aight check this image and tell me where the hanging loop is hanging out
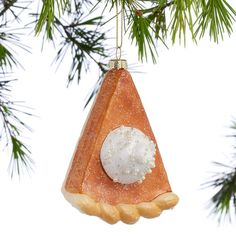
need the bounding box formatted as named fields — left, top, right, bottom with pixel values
left=116, top=0, right=124, bottom=60
left=116, top=46, right=122, bottom=60
left=109, top=0, right=127, bottom=69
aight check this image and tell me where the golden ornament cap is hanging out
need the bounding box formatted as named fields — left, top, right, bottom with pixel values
left=108, top=59, right=127, bottom=69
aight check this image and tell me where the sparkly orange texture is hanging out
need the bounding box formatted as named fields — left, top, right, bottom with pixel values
left=65, top=68, right=171, bottom=205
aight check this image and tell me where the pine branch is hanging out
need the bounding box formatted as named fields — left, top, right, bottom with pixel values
left=0, top=77, right=33, bottom=177
left=203, top=121, right=236, bottom=223
left=0, top=0, right=17, bottom=17
left=33, top=1, right=107, bottom=85
left=34, top=0, right=236, bottom=80
left=35, top=0, right=70, bottom=39
left=0, top=1, right=32, bottom=177
left=0, top=30, right=29, bottom=70
left=0, top=0, right=31, bottom=21
left=129, top=13, right=159, bottom=63
left=195, top=0, right=236, bottom=43
left=53, top=16, right=107, bottom=85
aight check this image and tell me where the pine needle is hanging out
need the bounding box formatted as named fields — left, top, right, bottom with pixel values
left=203, top=122, right=236, bottom=223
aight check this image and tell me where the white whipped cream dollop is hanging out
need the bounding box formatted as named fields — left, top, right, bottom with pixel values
left=100, top=126, right=156, bottom=184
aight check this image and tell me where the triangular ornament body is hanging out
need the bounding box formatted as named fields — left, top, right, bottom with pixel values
left=62, top=68, right=178, bottom=224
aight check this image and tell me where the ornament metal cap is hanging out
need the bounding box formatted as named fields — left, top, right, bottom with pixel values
left=108, top=59, right=127, bottom=69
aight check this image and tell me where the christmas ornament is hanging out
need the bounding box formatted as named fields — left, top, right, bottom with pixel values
left=62, top=2, right=178, bottom=224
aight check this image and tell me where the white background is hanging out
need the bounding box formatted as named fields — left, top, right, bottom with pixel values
left=1, top=2, right=236, bottom=235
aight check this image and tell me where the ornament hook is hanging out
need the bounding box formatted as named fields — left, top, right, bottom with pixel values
left=115, top=0, right=124, bottom=60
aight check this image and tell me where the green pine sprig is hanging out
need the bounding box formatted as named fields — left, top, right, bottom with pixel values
left=53, top=15, right=107, bottom=85
left=0, top=78, right=33, bottom=177
left=129, top=13, right=159, bottom=63
left=203, top=163, right=236, bottom=223
left=195, top=0, right=236, bottom=43
left=203, top=121, right=236, bottom=223
left=0, top=0, right=32, bottom=177
left=33, top=0, right=236, bottom=80
left=35, top=0, right=70, bottom=39
left=0, top=0, right=17, bottom=17
left=0, top=30, right=29, bottom=71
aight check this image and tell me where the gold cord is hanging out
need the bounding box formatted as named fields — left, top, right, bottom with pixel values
left=116, top=1, right=123, bottom=60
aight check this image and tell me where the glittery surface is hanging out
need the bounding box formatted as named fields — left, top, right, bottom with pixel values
left=100, top=126, right=156, bottom=184
left=64, top=69, right=171, bottom=205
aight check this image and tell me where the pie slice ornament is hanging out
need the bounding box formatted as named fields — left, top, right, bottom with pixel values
left=62, top=60, right=178, bottom=224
